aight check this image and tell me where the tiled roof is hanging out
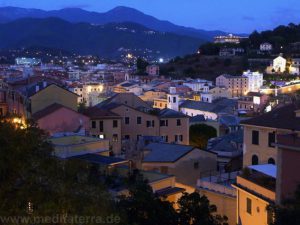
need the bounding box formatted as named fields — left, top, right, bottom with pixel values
left=159, top=108, right=188, bottom=118
left=190, top=115, right=206, bottom=123
left=32, top=103, right=65, bottom=120
left=241, top=103, right=300, bottom=131
left=180, top=98, right=237, bottom=114
left=143, top=143, right=194, bottom=163
left=83, top=107, right=120, bottom=118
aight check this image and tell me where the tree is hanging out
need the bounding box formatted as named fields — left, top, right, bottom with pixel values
left=136, top=58, right=149, bottom=74
left=189, top=124, right=217, bottom=149
left=177, top=192, right=228, bottom=225
left=0, top=120, right=116, bottom=221
left=117, top=170, right=178, bottom=225
left=271, top=185, right=300, bottom=225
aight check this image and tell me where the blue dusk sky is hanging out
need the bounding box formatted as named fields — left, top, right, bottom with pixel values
left=1, top=0, right=300, bottom=33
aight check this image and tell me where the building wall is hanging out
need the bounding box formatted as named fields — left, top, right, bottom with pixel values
left=36, top=107, right=89, bottom=135
left=243, top=125, right=300, bottom=167
left=216, top=75, right=248, bottom=97
left=111, top=105, right=160, bottom=141
left=153, top=99, right=168, bottom=109
left=142, top=149, right=217, bottom=186
left=88, top=118, right=122, bottom=155
left=140, top=91, right=166, bottom=102
left=276, top=135, right=300, bottom=204
left=30, top=85, right=78, bottom=114
left=200, top=189, right=236, bottom=225
left=159, top=117, right=190, bottom=145
left=236, top=187, right=272, bottom=225
left=180, top=107, right=217, bottom=120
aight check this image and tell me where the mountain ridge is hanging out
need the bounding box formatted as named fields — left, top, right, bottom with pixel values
left=0, top=17, right=205, bottom=58
left=0, top=6, right=228, bottom=40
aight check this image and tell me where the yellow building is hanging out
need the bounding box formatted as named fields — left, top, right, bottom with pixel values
left=141, top=143, right=217, bottom=187
left=153, top=98, right=168, bottom=109
left=30, top=84, right=78, bottom=115
left=233, top=165, right=275, bottom=225
left=241, top=104, right=300, bottom=167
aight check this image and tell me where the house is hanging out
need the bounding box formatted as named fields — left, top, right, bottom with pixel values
left=214, top=34, right=247, bottom=44
left=32, top=103, right=89, bottom=136
left=216, top=74, right=248, bottom=97
left=28, top=83, right=78, bottom=115
left=219, top=47, right=244, bottom=57
left=197, top=171, right=238, bottom=225
left=140, top=90, right=167, bottom=103
left=83, top=107, right=122, bottom=156
left=141, top=143, right=217, bottom=186
left=260, top=43, right=272, bottom=52
left=153, top=98, right=168, bottom=109
left=272, top=55, right=286, bottom=73
left=241, top=103, right=300, bottom=167
left=238, top=92, right=269, bottom=114
left=95, top=93, right=189, bottom=149
left=207, top=130, right=243, bottom=171
left=146, top=65, right=160, bottom=76
left=209, top=87, right=231, bottom=100
left=233, top=133, right=300, bottom=225
left=113, top=81, right=143, bottom=96
left=49, top=135, right=110, bottom=159
left=242, top=70, right=263, bottom=92
left=180, top=98, right=237, bottom=120
left=72, top=83, right=105, bottom=106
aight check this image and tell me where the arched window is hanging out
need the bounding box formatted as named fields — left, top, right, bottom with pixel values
left=268, top=158, right=275, bottom=165
left=252, top=155, right=259, bottom=165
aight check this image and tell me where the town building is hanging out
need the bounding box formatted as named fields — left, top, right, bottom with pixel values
left=141, top=143, right=217, bottom=186
left=83, top=107, right=122, bottom=155
left=242, top=70, right=263, bottom=92
left=260, top=42, right=272, bottom=52
left=216, top=74, right=249, bottom=97
left=146, top=65, right=160, bottom=76
left=241, top=103, right=300, bottom=167
left=180, top=98, right=237, bottom=120
left=214, top=34, right=248, bottom=44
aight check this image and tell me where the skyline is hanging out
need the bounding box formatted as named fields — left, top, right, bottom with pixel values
left=1, top=0, right=300, bottom=33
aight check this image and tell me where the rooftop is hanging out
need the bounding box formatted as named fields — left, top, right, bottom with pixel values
left=241, top=103, right=300, bottom=131
left=143, top=143, right=195, bottom=163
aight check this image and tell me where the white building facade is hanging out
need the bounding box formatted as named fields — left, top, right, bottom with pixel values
left=242, top=70, right=263, bottom=92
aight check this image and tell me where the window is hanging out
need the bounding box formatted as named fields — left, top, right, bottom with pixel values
left=179, top=135, right=183, bottom=142
left=99, top=121, right=104, bottom=132
left=268, top=158, right=275, bottom=165
left=91, top=121, right=96, bottom=129
left=152, top=120, right=155, bottom=127
left=268, top=132, right=275, bottom=148
left=252, top=155, right=259, bottom=165
left=252, top=130, right=259, bottom=145
left=160, top=120, right=168, bottom=127
left=99, top=134, right=105, bottom=139
left=246, top=198, right=252, bottom=214
left=124, top=135, right=130, bottom=140
left=113, top=120, right=118, bottom=128
left=175, top=135, right=178, bottom=142
left=173, top=97, right=176, bottom=103
left=112, top=134, right=118, bottom=142
left=194, top=162, right=199, bottom=169
left=125, top=117, right=130, bottom=125
left=137, top=116, right=142, bottom=125
left=146, top=120, right=151, bottom=127
left=177, top=119, right=181, bottom=126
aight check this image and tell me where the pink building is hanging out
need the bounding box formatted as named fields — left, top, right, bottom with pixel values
left=32, top=103, right=89, bottom=135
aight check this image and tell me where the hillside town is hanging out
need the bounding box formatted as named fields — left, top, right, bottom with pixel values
left=1, top=37, right=300, bottom=225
